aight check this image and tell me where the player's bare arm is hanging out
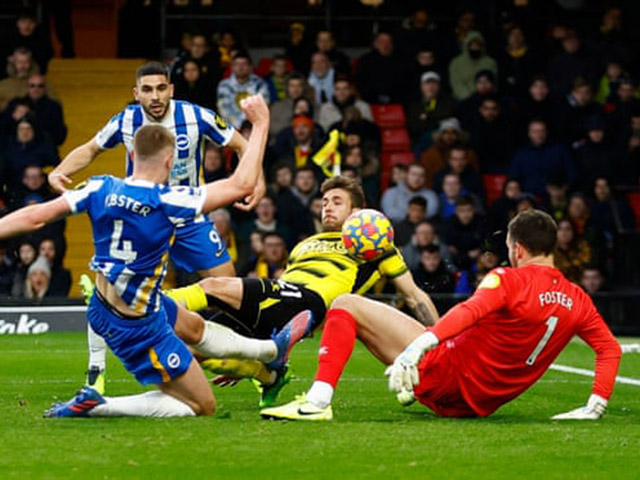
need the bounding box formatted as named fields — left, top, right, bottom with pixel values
left=226, top=130, right=267, bottom=212
left=392, top=271, right=439, bottom=326
left=0, top=196, right=71, bottom=239
left=201, top=95, right=269, bottom=213
left=48, top=139, right=102, bottom=193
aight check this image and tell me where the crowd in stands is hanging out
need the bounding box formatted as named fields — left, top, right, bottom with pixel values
left=3, top=4, right=640, bottom=300
left=0, top=9, right=70, bottom=299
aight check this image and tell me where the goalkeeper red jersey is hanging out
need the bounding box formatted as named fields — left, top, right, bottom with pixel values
left=422, top=264, right=621, bottom=417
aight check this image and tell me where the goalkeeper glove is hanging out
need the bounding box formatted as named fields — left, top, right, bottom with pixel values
left=551, top=394, right=608, bottom=420
left=385, top=331, right=439, bottom=395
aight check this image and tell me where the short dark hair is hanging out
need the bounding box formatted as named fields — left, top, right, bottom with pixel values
left=134, top=125, right=175, bottom=159
left=320, top=175, right=365, bottom=208
left=272, top=54, right=288, bottom=63
left=334, top=74, right=352, bottom=86
left=455, top=195, right=474, bottom=208
left=288, top=71, right=305, bottom=82
left=136, top=61, right=170, bottom=81
left=420, top=244, right=440, bottom=255
left=262, top=231, right=285, bottom=243
left=507, top=209, right=557, bottom=256
left=233, top=51, right=252, bottom=63
left=408, top=196, right=427, bottom=209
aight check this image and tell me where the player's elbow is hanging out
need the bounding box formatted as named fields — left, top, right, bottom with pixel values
left=229, top=173, right=256, bottom=197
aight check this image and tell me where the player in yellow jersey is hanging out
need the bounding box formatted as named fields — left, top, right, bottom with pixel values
left=167, top=175, right=438, bottom=405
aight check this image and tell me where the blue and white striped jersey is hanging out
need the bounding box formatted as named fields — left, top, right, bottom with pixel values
left=63, top=175, right=206, bottom=314
left=94, top=100, right=235, bottom=187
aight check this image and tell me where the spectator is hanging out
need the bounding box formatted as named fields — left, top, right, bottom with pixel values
left=1, top=96, right=32, bottom=138
left=202, top=143, right=227, bottom=183
left=173, top=60, right=214, bottom=109
left=566, top=193, right=605, bottom=261
left=581, top=267, right=605, bottom=294
left=314, top=30, right=350, bottom=76
left=240, top=196, right=291, bottom=249
left=356, top=32, right=405, bottom=104
left=5, top=74, right=67, bottom=146
left=2, top=115, right=58, bottom=187
left=420, top=117, right=478, bottom=187
left=412, top=244, right=456, bottom=294
left=590, top=176, right=635, bottom=242
left=12, top=165, right=53, bottom=209
left=440, top=9, right=476, bottom=62
left=334, top=107, right=380, bottom=158
left=273, top=114, right=324, bottom=169
left=487, top=179, right=521, bottom=231
left=456, top=69, right=497, bottom=127
left=22, top=255, right=51, bottom=300
left=574, top=115, right=621, bottom=189
left=553, top=218, right=591, bottom=283
left=381, top=163, right=438, bottom=221
left=554, top=77, right=601, bottom=148
left=38, top=238, right=70, bottom=297
left=264, top=55, right=290, bottom=104
left=543, top=174, right=569, bottom=222
left=0, top=47, right=46, bottom=112
left=10, top=240, right=36, bottom=298
left=1, top=9, right=53, bottom=76
left=269, top=73, right=314, bottom=140
left=271, top=163, right=313, bottom=241
left=467, top=95, right=515, bottom=173
left=217, top=52, right=270, bottom=128
left=438, top=172, right=484, bottom=219
left=515, top=75, right=555, bottom=142
left=240, top=232, right=287, bottom=279
left=547, top=29, right=596, bottom=98
left=171, top=33, right=220, bottom=94
left=509, top=119, right=576, bottom=198
left=210, top=208, right=239, bottom=266
left=285, top=23, right=313, bottom=75
left=342, top=144, right=379, bottom=205
left=594, top=7, right=633, bottom=75
left=405, top=71, right=455, bottom=145
left=389, top=163, right=408, bottom=189
left=308, top=195, right=323, bottom=234
left=395, top=8, right=439, bottom=63
left=216, top=30, right=241, bottom=71
left=606, top=76, right=640, bottom=145
left=432, top=144, right=484, bottom=199
left=441, top=195, right=486, bottom=271
left=595, top=60, right=625, bottom=104
left=401, top=220, right=450, bottom=271
left=307, top=52, right=335, bottom=105
left=498, top=25, right=541, bottom=100
left=393, top=196, right=427, bottom=247
left=318, top=77, right=372, bottom=132
left=448, top=31, right=498, bottom=101
left=291, top=166, right=319, bottom=209
left=406, top=45, right=449, bottom=101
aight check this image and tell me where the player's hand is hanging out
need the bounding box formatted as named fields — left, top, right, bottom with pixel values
left=385, top=355, right=419, bottom=394
left=551, top=394, right=608, bottom=420
left=233, top=178, right=266, bottom=211
left=48, top=171, right=72, bottom=193
left=240, top=95, right=270, bottom=127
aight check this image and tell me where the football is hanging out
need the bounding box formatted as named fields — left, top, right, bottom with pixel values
left=341, top=209, right=395, bottom=261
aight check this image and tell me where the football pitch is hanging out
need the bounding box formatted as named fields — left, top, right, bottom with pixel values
left=1, top=333, right=639, bottom=479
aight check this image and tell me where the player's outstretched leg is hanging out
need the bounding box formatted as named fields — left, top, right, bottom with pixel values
left=81, top=275, right=107, bottom=394
left=261, top=295, right=426, bottom=421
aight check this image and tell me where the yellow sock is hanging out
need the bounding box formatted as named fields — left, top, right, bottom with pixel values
left=201, top=358, right=272, bottom=384
left=165, top=284, right=208, bottom=311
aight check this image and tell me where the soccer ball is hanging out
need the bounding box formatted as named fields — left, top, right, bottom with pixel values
left=341, top=209, right=394, bottom=261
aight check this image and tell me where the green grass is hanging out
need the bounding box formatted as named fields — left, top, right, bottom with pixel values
left=0, top=333, right=639, bottom=479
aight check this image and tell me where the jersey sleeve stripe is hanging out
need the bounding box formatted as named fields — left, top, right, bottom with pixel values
left=62, top=178, right=105, bottom=213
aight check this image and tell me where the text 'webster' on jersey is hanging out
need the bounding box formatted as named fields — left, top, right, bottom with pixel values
left=94, top=100, right=234, bottom=187
left=63, top=175, right=206, bottom=314
left=428, top=264, right=620, bottom=416
left=280, top=231, right=408, bottom=308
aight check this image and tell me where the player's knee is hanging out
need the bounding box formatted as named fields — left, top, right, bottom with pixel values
left=331, top=294, right=360, bottom=313
left=199, top=396, right=216, bottom=416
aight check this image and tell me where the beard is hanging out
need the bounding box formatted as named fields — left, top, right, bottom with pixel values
left=143, top=101, right=169, bottom=121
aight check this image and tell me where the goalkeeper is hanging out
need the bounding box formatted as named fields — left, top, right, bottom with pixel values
left=261, top=210, right=622, bottom=421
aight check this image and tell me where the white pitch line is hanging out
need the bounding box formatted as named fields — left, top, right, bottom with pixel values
left=550, top=363, right=640, bottom=387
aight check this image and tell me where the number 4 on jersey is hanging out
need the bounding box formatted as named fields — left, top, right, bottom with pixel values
left=109, top=219, right=138, bottom=264
left=526, top=316, right=558, bottom=366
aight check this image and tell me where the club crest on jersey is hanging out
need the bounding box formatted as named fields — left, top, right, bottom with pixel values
left=478, top=273, right=501, bottom=289
left=175, top=134, right=191, bottom=151
left=167, top=353, right=181, bottom=369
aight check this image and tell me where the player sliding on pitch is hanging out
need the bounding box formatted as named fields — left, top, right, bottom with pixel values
left=0, top=96, right=312, bottom=418
left=260, top=210, right=622, bottom=421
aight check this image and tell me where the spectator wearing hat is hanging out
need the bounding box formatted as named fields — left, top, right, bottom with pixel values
left=448, top=31, right=498, bottom=101
left=318, top=76, right=372, bottom=132
left=22, top=255, right=51, bottom=300
left=456, top=69, right=497, bottom=128
left=308, top=52, right=335, bottom=105
left=405, top=46, right=449, bottom=101
left=273, top=113, right=324, bottom=169
left=381, top=163, right=439, bottom=222
left=217, top=52, right=270, bottom=128
left=419, top=117, right=479, bottom=188
left=285, top=23, right=314, bottom=75
left=467, top=95, right=516, bottom=174
left=405, top=71, right=455, bottom=145
left=509, top=118, right=576, bottom=198
left=547, top=29, right=597, bottom=99
left=554, top=76, right=602, bottom=148
left=574, top=115, right=621, bottom=189
left=356, top=32, right=406, bottom=104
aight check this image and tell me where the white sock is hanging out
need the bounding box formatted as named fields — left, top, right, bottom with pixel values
left=194, top=321, right=277, bottom=362
left=306, top=381, right=334, bottom=409
left=89, top=391, right=195, bottom=417
left=87, top=324, right=107, bottom=371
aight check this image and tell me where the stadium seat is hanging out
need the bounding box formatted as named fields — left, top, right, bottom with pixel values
left=371, top=104, right=406, bottom=128
left=381, top=128, right=411, bottom=152
left=483, top=174, right=508, bottom=206
left=626, top=192, right=640, bottom=228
